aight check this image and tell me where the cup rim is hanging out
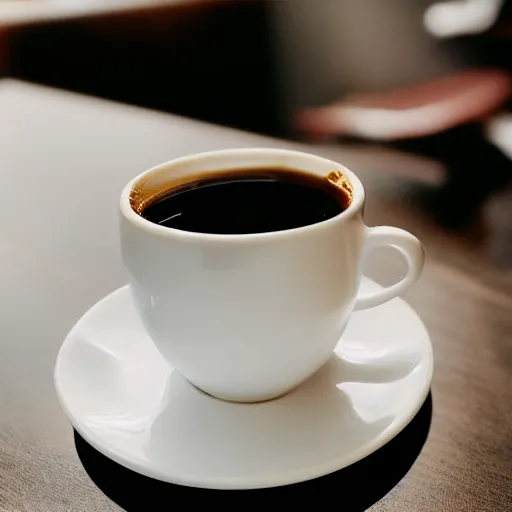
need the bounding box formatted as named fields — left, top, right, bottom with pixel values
left=120, top=148, right=365, bottom=244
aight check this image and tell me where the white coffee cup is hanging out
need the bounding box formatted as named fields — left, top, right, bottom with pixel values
left=120, top=148, right=424, bottom=403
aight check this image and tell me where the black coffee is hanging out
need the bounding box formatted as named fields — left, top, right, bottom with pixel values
left=139, top=168, right=352, bottom=234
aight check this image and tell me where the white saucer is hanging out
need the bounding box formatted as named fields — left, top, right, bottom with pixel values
left=55, top=277, right=433, bottom=490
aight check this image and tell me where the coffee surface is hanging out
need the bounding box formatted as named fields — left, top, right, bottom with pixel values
left=139, top=168, right=351, bottom=234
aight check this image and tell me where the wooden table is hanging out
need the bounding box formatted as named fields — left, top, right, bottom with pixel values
left=0, top=80, right=511, bottom=511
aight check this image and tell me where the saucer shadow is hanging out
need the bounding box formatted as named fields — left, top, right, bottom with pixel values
left=75, top=392, right=432, bottom=510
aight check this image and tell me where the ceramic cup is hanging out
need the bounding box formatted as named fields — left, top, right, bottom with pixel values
left=120, top=148, right=424, bottom=402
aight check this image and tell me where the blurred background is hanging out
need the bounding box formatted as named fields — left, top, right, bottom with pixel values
left=1, top=0, right=511, bottom=262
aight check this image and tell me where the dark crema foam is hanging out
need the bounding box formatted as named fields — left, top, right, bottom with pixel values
left=135, top=168, right=353, bottom=235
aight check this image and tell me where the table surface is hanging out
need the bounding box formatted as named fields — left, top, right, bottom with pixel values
left=0, top=0, right=203, bottom=27
left=0, top=80, right=511, bottom=511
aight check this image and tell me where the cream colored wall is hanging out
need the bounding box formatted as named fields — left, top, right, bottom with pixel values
left=270, top=0, right=460, bottom=116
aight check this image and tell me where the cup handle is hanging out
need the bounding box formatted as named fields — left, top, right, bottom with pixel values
left=354, top=226, right=425, bottom=311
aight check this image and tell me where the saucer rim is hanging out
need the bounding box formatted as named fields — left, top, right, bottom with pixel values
left=54, top=280, right=434, bottom=490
